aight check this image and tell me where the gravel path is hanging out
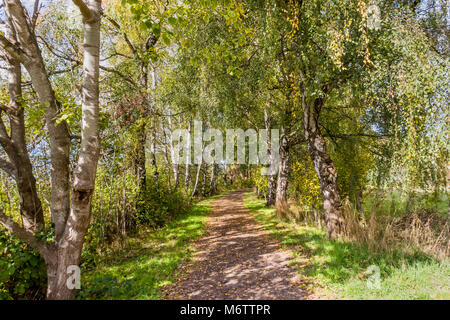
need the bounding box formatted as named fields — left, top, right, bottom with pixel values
left=164, top=190, right=311, bottom=300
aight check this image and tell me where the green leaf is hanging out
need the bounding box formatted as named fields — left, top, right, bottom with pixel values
left=162, top=33, right=171, bottom=46
left=168, top=17, right=177, bottom=26
left=152, top=24, right=161, bottom=37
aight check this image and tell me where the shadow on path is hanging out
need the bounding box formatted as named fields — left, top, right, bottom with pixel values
left=164, top=190, right=310, bottom=300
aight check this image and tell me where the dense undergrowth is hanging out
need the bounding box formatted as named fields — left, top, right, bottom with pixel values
left=243, top=192, right=449, bottom=300
left=76, top=194, right=222, bottom=299
left=0, top=178, right=194, bottom=299
left=0, top=169, right=236, bottom=300
left=0, top=229, right=47, bottom=300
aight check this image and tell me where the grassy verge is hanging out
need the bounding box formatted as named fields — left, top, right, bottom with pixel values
left=243, top=192, right=449, bottom=300
left=77, top=194, right=224, bottom=300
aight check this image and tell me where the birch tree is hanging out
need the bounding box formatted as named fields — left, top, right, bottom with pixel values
left=0, top=0, right=102, bottom=299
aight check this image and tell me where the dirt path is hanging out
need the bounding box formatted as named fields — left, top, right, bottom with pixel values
left=163, top=190, right=311, bottom=300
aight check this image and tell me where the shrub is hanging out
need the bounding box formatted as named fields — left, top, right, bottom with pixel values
left=0, top=229, right=47, bottom=300
left=136, top=181, right=188, bottom=228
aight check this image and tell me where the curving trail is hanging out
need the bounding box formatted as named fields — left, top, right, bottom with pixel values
left=164, top=190, right=311, bottom=300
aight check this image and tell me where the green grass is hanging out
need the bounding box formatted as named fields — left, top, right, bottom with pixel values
left=243, top=192, right=450, bottom=300
left=77, top=194, right=223, bottom=300
left=363, top=190, right=449, bottom=217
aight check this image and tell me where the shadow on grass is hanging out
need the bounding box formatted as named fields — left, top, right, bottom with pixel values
left=77, top=194, right=224, bottom=300
left=243, top=192, right=448, bottom=299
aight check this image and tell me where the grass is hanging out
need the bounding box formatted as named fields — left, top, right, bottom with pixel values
left=77, top=193, right=224, bottom=300
left=363, top=190, right=449, bottom=217
left=243, top=192, right=450, bottom=300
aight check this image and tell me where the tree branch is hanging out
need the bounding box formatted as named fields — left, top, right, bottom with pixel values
left=49, top=63, right=81, bottom=76
left=31, top=0, right=41, bottom=30
left=0, top=158, right=17, bottom=180
left=322, top=130, right=392, bottom=140
left=104, top=15, right=139, bottom=59
left=0, top=114, right=11, bottom=143
left=37, top=35, right=79, bottom=63
left=0, top=208, right=49, bottom=257
left=0, top=33, right=25, bottom=63
left=100, top=65, right=137, bottom=86
left=336, top=133, right=392, bottom=139
left=72, top=0, right=93, bottom=21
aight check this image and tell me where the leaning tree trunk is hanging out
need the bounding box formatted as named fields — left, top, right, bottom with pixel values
left=3, top=0, right=71, bottom=239
left=303, top=91, right=343, bottom=239
left=275, top=134, right=290, bottom=217
left=0, top=14, right=44, bottom=231
left=191, top=140, right=204, bottom=197
left=191, top=162, right=202, bottom=197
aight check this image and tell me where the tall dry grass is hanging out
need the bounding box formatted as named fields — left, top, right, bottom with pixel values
left=289, top=198, right=449, bottom=259
left=340, top=198, right=449, bottom=259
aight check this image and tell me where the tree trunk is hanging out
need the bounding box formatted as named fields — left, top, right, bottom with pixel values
left=191, top=140, right=204, bottom=197
left=275, top=134, right=290, bottom=217
left=0, top=13, right=44, bottom=231
left=149, top=127, right=159, bottom=182
left=167, top=114, right=179, bottom=190
left=355, top=189, right=363, bottom=213
left=184, top=163, right=190, bottom=195
left=303, top=90, right=342, bottom=239
left=135, top=122, right=147, bottom=190
left=184, top=121, right=191, bottom=196
left=0, top=0, right=102, bottom=300
left=201, top=164, right=208, bottom=196
left=162, top=128, right=172, bottom=187
left=209, top=164, right=216, bottom=194
left=312, top=200, right=321, bottom=228
left=191, top=162, right=202, bottom=197
left=48, top=0, right=102, bottom=299
left=46, top=189, right=94, bottom=300
left=173, top=163, right=179, bottom=190
left=3, top=0, right=71, bottom=240
left=264, top=109, right=277, bottom=206
left=120, top=172, right=127, bottom=243
left=266, top=175, right=277, bottom=206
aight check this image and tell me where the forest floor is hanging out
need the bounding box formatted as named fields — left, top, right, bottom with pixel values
left=163, top=190, right=314, bottom=300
